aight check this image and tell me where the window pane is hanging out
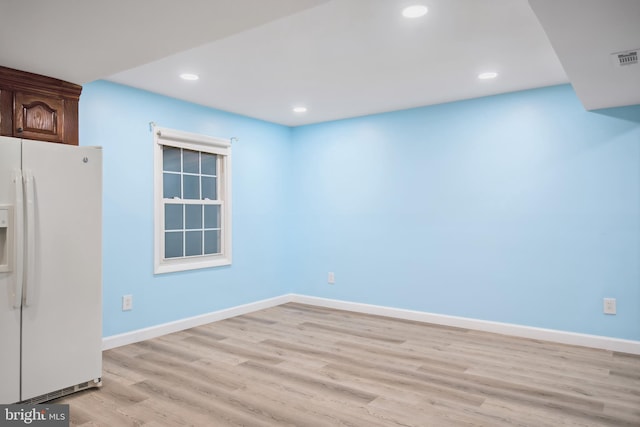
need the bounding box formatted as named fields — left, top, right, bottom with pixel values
left=204, top=230, right=220, bottom=254
left=163, top=147, right=181, bottom=172
left=204, top=205, right=220, bottom=229
left=201, top=153, right=217, bottom=175
left=202, top=176, right=217, bottom=200
left=165, top=232, right=183, bottom=258
left=185, top=231, right=203, bottom=256
left=185, top=204, right=202, bottom=229
left=183, top=175, right=200, bottom=199
left=163, top=173, right=181, bottom=198
left=165, top=204, right=183, bottom=230
left=183, top=150, right=199, bottom=174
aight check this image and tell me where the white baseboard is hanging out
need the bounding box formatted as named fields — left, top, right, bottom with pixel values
left=290, top=294, right=640, bottom=355
left=102, top=293, right=640, bottom=355
left=101, top=294, right=291, bottom=350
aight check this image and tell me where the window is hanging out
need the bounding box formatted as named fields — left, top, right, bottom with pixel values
left=153, top=127, right=231, bottom=273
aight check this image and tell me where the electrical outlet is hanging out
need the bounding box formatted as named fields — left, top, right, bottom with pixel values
left=122, top=294, right=133, bottom=311
left=328, top=272, right=335, bottom=284
left=603, top=298, right=616, bottom=315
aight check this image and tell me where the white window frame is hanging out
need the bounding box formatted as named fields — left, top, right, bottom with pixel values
left=153, top=126, right=232, bottom=274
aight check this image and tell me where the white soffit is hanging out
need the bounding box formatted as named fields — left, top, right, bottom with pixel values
left=529, top=0, right=640, bottom=110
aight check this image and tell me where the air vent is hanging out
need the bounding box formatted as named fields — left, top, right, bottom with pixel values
left=611, top=49, right=638, bottom=67
left=19, top=379, right=101, bottom=404
left=21, top=386, right=75, bottom=404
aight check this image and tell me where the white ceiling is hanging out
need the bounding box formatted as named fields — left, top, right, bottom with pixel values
left=1, top=0, right=638, bottom=127
left=0, top=0, right=329, bottom=85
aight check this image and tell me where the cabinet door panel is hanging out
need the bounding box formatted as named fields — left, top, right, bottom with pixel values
left=14, top=92, right=64, bottom=143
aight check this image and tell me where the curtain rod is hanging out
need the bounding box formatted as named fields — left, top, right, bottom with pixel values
left=149, top=122, right=237, bottom=143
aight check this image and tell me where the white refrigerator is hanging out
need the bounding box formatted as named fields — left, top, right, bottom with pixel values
left=0, top=136, right=102, bottom=404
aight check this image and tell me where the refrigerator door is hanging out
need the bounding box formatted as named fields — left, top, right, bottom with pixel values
left=0, top=136, right=22, bottom=404
left=20, top=140, right=102, bottom=401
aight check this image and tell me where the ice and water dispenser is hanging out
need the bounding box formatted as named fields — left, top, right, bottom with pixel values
left=0, top=206, right=10, bottom=272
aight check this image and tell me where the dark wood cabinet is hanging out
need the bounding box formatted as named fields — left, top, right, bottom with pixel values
left=0, top=66, right=81, bottom=145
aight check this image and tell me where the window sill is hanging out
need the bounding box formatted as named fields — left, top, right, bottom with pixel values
left=154, top=254, right=232, bottom=274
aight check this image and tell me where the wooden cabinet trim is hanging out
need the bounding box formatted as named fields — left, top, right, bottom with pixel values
left=0, top=89, right=12, bottom=135
left=0, top=66, right=81, bottom=100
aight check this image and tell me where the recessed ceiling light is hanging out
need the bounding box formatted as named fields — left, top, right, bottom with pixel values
left=478, top=72, right=498, bottom=80
left=293, top=106, right=307, bottom=113
left=402, top=5, right=428, bottom=18
left=180, top=73, right=199, bottom=81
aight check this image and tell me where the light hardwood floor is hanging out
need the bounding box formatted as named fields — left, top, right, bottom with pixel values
left=55, top=303, right=640, bottom=426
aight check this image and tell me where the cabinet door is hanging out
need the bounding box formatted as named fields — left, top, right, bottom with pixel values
left=14, top=92, right=64, bottom=143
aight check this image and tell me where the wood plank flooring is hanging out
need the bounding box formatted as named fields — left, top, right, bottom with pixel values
left=55, top=303, right=640, bottom=426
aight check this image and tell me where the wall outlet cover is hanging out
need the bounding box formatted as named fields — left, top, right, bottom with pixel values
left=122, top=294, right=133, bottom=311
left=603, top=298, right=616, bottom=315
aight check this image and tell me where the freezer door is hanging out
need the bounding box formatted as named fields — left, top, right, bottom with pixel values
left=20, top=140, right=102, bottom=401
left=0, top=137, right=22, bottom=404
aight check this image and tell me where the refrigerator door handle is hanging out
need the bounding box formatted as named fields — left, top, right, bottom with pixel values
left=12, top=170, right=24, bottom=309
left=23, top=170, right=36, bottom=307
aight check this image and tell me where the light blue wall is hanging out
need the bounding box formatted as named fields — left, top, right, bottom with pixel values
left=82, top=81, right=640, bottom=341
left=80, top=81, right=293, bottom=337
left=290, top=85, right=640, bottom=341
